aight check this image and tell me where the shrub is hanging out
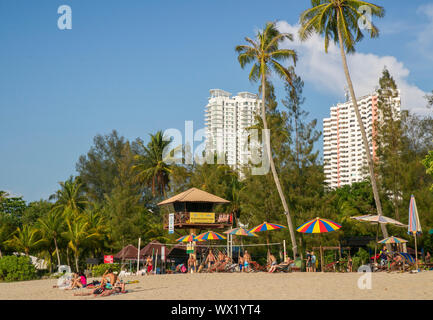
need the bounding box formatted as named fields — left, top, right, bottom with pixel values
left=91, top=263, right=121, bottom=277
left=0, top=255, right=38, bottom=282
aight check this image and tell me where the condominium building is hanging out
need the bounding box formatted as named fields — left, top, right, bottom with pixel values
left=204, top=89, right=261, bottom=168
left=323, top=90, right=401, bottom=189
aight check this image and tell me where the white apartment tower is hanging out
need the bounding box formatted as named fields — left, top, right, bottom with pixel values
left=323, top=90, right=401, bottom=189
left=204, top=89, right=261, bottom=168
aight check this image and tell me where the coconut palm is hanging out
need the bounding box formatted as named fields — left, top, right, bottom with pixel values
left=63, top=217, right=101, bottom=272
left=235, top=22, right=299, bottom=255
left=37, top=210, right=65, bottom=267
left=6, top=225, right=46, bottom=256
left=50, top=176, right=88, bottom=215
left=299, top=0, right=389, bottom=238
left=133, top=131, right=172, bottom=197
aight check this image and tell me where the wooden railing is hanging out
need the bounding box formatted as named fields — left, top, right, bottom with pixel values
left=163, top=212, right=233, bottom=229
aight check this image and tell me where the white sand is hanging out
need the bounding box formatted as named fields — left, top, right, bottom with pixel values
left=0, top=272, right=432, bottom=300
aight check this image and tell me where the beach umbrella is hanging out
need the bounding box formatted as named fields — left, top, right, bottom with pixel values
left=224, top=227, right=258, bottom=237
left=249, top=222, right=286, bottom=233
left=297, top=217, right=342, bottom=272
left=176, top=234, right=203, bottom=242
left=408, top=195, right=422, bottom=269
left=377, top=236, right=408, bottom=244
left=196, top=231, right=226, bottom=241
left=351, top=214, right=406, bottom=265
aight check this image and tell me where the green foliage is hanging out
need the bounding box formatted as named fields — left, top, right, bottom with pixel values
left=91, top=263, right=120, bottom=277
left=0, top=255, right=37, bottom=282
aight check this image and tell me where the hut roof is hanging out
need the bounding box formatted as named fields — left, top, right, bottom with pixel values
left=140, top=240, right=165, bottom=256
left=157, top=188, right=230, bottom=206
left=114, top=244, right=139, bottom=260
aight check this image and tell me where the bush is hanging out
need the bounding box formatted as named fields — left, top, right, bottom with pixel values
left=91, top=263, right=121, bottom=277
left=0, top=255, right=38, bottom=282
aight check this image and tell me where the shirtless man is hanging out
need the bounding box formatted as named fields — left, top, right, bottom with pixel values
left=243, top=250, right=251, bottom=272
left=205, top=250, right=216, bottom=271
left=188, top=253, right=197, bottom=273
left=238, top=255, right=244, bottom=272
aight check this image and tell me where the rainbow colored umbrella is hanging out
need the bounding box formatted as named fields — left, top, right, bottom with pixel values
left=196, top=231, right=226, bottom=241
left=176, top=234, right=202, bottom=242
left=224, top=227, right=258, bottom=237
left=408, top=195, right=422, bottom=269
left=249, top=222, right=286, bottom=233
left=377, top=236, right=408, bottom=244
left=296, top=217, right=341, bottom=233
left=297, top=217, right=342, bottom=272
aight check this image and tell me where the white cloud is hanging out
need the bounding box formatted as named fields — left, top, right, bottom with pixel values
left=415, top=3, right=433, bottom=62
left=276, top=21, right=429, bottom=115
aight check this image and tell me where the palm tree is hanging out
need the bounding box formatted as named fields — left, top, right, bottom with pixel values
left=50, top=176, right=88, bottom=215
left=6, top=225, right=46, bottom=256
left=63, top=216, right=101, bottom=272
left=299, top=0, right=389, bottom=239
left=133, top=131, right=172, bottom=197
left=37, top=211, right=65, bottom=267
left=235, top=22, right=299, bottom=255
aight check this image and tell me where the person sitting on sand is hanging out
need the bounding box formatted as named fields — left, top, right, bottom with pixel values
left=268, top=254, right=278, bottom=273
left=101, top=268, right=117, bottom=288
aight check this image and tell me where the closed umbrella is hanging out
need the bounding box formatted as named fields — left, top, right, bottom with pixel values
left=408, top=195, right=422, bottom=269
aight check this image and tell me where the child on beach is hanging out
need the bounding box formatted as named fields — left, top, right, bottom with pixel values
left=243, top=250, right=251, bottom=272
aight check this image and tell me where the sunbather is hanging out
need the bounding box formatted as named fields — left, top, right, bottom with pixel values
left=268, top=254, right=278, bottom=273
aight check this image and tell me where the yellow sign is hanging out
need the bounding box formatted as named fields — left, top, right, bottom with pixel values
left=189, top=212, right=215, bottom=224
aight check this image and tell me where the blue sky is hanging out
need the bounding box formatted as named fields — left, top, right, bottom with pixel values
left=0, top=0, right=432, bottom=202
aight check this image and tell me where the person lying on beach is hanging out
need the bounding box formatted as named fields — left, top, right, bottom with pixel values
left=268, top=254, right=278, bottom=273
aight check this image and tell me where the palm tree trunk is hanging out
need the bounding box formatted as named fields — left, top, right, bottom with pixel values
left=54, top=237, right=61, bottom=267
left=336, top=18, right=388, bottom=240
left=261, top=73, right=298, bottom=256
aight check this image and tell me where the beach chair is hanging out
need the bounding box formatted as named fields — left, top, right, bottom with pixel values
left=249, top=261, right=266, bottom=272
left=271, top=262, right=290, bottom=273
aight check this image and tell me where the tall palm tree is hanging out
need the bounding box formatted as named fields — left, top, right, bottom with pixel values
left=63, top=216, right=101, bottom=272
left=50, top=176, right=88, bottom=215
left=235, top=22, right=299, bottom=255
left=133, top=131, right=172, bottom=197
left=6, top=225, right=46, bottom=256
left=37, top=210, right=65, bottom=267
left=299, top=0, right=389, bottom=239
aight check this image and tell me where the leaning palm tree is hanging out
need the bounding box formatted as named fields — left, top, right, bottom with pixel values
left=37, top=210, right=65, bottom=267
left=235, top=22, right=299, bottom=255
left=133, top=131, right=172, bottom=197
left=299, top=0, right=389, bottom=239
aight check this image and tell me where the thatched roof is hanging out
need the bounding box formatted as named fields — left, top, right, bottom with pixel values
left=157, top=188, right=230, bottom=206
left=114, top=244, right=139, bottom=260
left=140, top=240, right=165, bottom=256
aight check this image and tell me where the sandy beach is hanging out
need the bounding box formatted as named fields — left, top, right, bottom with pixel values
left=0, top=272, right=432, bottom=300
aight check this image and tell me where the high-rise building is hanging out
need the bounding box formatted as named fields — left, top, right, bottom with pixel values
left=323, top=90, right=401, bottom=189
left=204, top=89, right=261, bottom=168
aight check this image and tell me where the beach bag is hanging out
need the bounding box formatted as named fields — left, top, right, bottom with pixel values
left=180, top=264, right=187, bottom=273
left=93, top=287, right=104, bottom=295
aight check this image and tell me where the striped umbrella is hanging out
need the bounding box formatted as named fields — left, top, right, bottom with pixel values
left=408, top=195, right=422, bottom=269
left=196, top=231, right=226, bottom=241
left=224, top=227, right=258, bottom=237
left=377, top=236, right=408, bottom=244
left=296, top=217, right=342, bottom=272
left=176, top=234, right=203, bottom=242
left=296, top=217, right=342, bottom=233
left=351, top=214, right=406, bottom=227
left=249, top=222, right=286, bottom=233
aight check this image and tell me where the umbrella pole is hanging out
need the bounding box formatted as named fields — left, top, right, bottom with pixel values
left=414, top=233, right=418, bottom=270
left=374, top=224, right=379, bottom=266
left=320, top=233, right=324, bottom=273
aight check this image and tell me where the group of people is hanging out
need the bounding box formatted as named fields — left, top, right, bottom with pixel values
left=72, top=268, right=127, bottom=297
left=305, top=251, right=317, bottom=272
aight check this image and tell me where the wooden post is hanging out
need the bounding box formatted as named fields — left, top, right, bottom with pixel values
left=414, top=233, right=418, bottom=270
left=155, top=249, right=159, bottom=274
left=137, top=237, right=141, bottom=274
left=283, top=240, right=286, bottom=262
left=374, top=224, right=379, bottom=265
left=320, top=234, right=324, bottom=272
